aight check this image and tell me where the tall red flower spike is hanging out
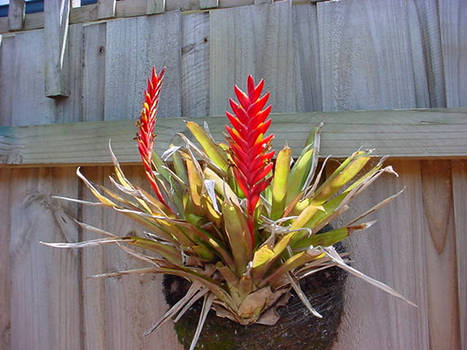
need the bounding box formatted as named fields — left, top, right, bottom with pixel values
left=226, top=75, right=275, bottom=248
left=136, top=67, right=171, bottom=211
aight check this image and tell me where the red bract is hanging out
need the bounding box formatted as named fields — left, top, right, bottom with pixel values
left=226, top=75, right=275, bottom=248
left=136, top=67, right=170, bottom=210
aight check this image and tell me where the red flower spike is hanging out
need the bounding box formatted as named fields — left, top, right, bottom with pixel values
left=136, top=67, right=172, bottom=212
left=226, top=75, right=275, bottom=248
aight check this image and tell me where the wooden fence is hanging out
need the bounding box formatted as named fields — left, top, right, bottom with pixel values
left=0, top=0, right=466, bottom=349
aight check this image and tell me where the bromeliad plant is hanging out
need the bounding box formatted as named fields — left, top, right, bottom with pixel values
left=43, top=68, right=415, bottom=349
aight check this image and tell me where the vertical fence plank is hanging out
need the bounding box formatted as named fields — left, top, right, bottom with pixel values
left=8, top=0, right=25, bottom=31
left=200, top=0, right=218, bottom=9
left=146, top=0, right=165, bottom=14
left=292, top=3, right=322, bottom=112
left=451, top=160, right=467, bottom=350
left=83, top=22, right=107, bottom=122
left=5, top=23, right=83, bottom=350
left=97, top=0, right=116, bottom=19
left=420, top=160, right=461, bottom=350
left=0, top=169, right=11, bottom=350
left=0, top=34, right=15, bottom=127
left=331, top=160, right=429, bottom=349
left=181, top=12, right=210, bottom=117
left=439, top=0, right=467, bottom=108
left=9, top=168, right=82, bottom=350
left=81, top=21, right=108, bottom=350
left=413, top=0, right=446, bottom=107
left=210, top=1, right=297, bottom=115
left=44, top=0, right=71, bottom=97
left=104, top=12, right=182, bottom=120
left=317, top=0, right=430, bottom=111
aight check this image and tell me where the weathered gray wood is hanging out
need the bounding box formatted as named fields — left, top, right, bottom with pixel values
left=10, top=30, right=56, bottom=125
left=83, top=22, right=107, bottom=122
left=255, top=0, right=272, bottom=4
left=439, top=0, right=467, bottom=108
left=146, top=0, right=165, bottom=14
left=331, top=160, right=430, bottom=349
left=104, top=12, right=182, bottom=120
left=7, top=38, right=83, bottom=348
left=419, top=160, right=461, bottom=350
left=317, top=0, right=430, bottom=111
left=56, top=24, right=84, bottom=122
left=44, top=0, right=71, bottom=97
left=1, top=108, right=467, bottom=167
left=0, top=0, right=310, bottom=34
left=452, top=160, right=467, bottom=350
left=413, top=0, right=446, bottom=108
left=181, top=12, right=210, bottom=117
left=0, top=34, right=15, bottom=127
left=292, top=3, right=322, bottom=112
left=0, top=169, right=11, bottom=350
left=9, top=168, right=82, bottom=350
left=200, top=0, right=218, bottom=10
left=210, top=1, right=297, bottom=115
left=97, top=0, right=116, bottom=19
left=80, top=166, right=184, bottom=350
left=8, top=0, right=25, bottom=31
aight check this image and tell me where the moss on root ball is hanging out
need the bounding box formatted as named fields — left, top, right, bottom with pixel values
left=163, top=243, right=347, bottom=350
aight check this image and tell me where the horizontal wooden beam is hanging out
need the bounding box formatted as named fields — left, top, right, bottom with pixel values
left=0, top=108, right=466, bottom=167
left=0, top=0, right=283, bottom=34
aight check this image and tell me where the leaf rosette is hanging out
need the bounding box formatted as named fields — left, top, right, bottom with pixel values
left=42, top=69, right=416, bottom=350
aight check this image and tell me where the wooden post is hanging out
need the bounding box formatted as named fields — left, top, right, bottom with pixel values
left=146, top=0, right=165, bottom=14
left=200, top=0, right=218, bottom=9
left=97, top=0, right=116, bottom=19
left=8, top=0, right=25, bottom=31
left=44, top=0, right=71, bottom=98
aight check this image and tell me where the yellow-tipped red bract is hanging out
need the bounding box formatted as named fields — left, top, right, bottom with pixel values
left=43, top=69, right=416, bottom=350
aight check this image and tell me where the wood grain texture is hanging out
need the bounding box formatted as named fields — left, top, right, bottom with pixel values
left=209, top=1, right=297, bottom=115
left=146, top=0, right=165, bottom=14
left=317, top=0, right=430, bottom=111
left=79, top=166, right=183, bottom=350
left=44, top=0, right=71, bottom=97
left=451, top=160, right=467, bottom=350
left=0, top=169, right=11, bottom=349
left=200, top=0, right=218, bottom=10
left=7, top=0, right=25, bottom=31
left=83, top=22, right=107, bottom=122
left=0, top=33, right=15, bottom=127
left=181, top=12, right=210, bottom=117
left=332, top=159, right=462, bottom=350
left=1, top=108, right=467, bottom=167
left=292, top=3, right=322, bottom=112
left=103, top=12, right=182, bottom=120
left=97, top=0, right=116, bottom=19
left=9, top=168, right=82, bottom=350
left=439, top=0, right=467, bottom=108
left=413, top=0, right=446, bottom=108
left=420, top=160, right=461, bottom=350
left=331, top=160, right=429, bottom=349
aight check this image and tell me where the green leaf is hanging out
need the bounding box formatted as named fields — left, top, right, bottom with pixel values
left=271, top=147, right=291, bottom=220
left=222, top=202, right=253, bottom=274
left=186, top=121, right=229, bottom=172
left=312, top=151, right=371, bottom=203
left=285, top=144, right=313, bottom=205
